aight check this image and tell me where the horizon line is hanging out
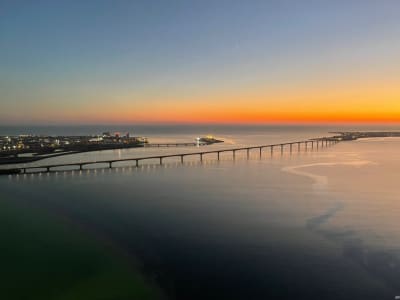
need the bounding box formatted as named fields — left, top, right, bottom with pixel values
left=1, top=121, right=400, bottom=127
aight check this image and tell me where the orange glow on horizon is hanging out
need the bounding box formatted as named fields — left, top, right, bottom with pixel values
left=8, top=78, right=399, bottom=125
left=56, top=107, right=400, bottom=125
left=70, top=79, right=400, bottom=124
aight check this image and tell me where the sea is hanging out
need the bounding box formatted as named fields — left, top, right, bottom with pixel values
left=1, top=124, right=400, bottom=300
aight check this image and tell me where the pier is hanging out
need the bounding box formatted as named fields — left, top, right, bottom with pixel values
left=0, top=138, right=340, bottom=175
left=144, top=142, right=208, bottom=147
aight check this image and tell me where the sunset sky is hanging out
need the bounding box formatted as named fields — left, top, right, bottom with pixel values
left=1, top=0, right=399, bottom=125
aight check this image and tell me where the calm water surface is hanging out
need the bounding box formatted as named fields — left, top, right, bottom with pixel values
left=1, top=126, right=400, bottom=299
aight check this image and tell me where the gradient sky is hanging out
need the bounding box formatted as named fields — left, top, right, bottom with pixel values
left=1, top=0, right=400, bottom=125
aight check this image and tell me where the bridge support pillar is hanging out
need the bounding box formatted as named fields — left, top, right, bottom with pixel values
left=217, top=152, right=220, bottom=160
left=247, top=149, right=250, bottom=159
left=109, top=162, right=112, bottom=168
left=46, top=167, right=50, bottom=172
left=160, top=157, right=163, bottom=165
left=271, top=146, right=273, bottom=155
left=290, top=143, right=292, bottom=153
left=79, top=164, right=83, bottom=170
left=233, top=150, right=236, bottom=160
left=312, top=141, right=314, bottom=149
left=259, top=147, right=262, bottom=158
left=136, top=160, right=139, bottom=167
left=298, top=142, right=300, bottom=151
left=181, top=155, right=184, bottom=163
left=200, top=153, right=203, bottom=162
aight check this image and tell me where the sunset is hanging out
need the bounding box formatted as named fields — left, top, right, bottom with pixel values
left=1, top=1, right=400, bottom=125
left=1, top=1, right=400, bottom=300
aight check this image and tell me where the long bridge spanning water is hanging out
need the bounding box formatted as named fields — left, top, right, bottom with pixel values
left=0, top=138, right=339, bottom=175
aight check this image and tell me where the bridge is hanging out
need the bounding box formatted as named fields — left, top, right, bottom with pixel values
left=0, top=137, right=339, bottom=175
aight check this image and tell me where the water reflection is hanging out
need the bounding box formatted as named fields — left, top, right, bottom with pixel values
left=1, top=135, right=400, bottom=299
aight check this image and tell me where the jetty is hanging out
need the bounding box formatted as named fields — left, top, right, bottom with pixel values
left=0, top=138, right=339, bottom=175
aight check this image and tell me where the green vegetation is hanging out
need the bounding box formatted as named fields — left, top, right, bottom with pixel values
left=0, top=197, right=162, bottom=300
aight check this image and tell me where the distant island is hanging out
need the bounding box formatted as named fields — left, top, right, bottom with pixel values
left=197, top=135, right=224, bottom=144
left=331, top=131, right=400, bottom=141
